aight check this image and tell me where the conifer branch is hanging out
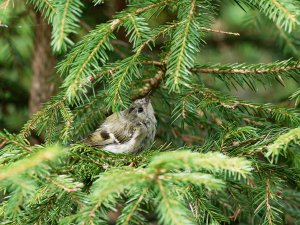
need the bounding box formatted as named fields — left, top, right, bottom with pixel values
left=142, top=59, right=300, bottom=75
left=117, top=188, right=148, bottom=225
left=266, top=127, right=300, bottom=163
left=0, top=131, right=32, bottom=152
left=104, top=22, right=179, bottom=109
left=248, top=0, right=300, bottom=32
left=71, top=95, right=106, bottom=138
left=19, top=96, right=67, bottom=139
left=142, top=59, right=300, bottom=89
left=290, top=88, right=300, bottom=106
left=45, top=175, right=83, bottom=193
left=27, top=0, right=57, bottom=22
left=81, top=170, right=147, bottom=221
left=156, top=180, right=196, bottom=225
left=149, top=151, right=252, bottom=178
left=265, top=178, right=275, bottom=224
left=179, top=86, right=300, bottom=126
left=161, top=172, right=224, bottom=190
left=191, top=61, right=300, bottom=74
left=58, top=103, right=74, bottom=143
left=45, top=109, right=56, bottom=143
left=274, top=23, right=299, bottom=57
left=51, top=0, right=83, bottom=52
left=60, top=0, right=175, bottom=103
left=0, top=145, right=64, bottom=180
left=254, top=176, right=282, bottom=224
left=166, top=0, right=200, bottom=91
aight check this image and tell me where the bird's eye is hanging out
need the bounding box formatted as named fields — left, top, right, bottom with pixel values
left=138, top=107, right=144, bottom=113
left=128, top=107, right=134, bottom=113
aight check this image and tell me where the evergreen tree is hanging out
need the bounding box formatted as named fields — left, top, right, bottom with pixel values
left=1, top=0, right=300, bottom=224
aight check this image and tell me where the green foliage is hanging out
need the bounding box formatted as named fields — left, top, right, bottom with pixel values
left=27, top=0, right=57, bottom=22
left=266, top=127, right=300, bottom=163
left=28, top=0, right=83, bottom=52
left=51, top=0, right=83, bottom=52
left=60, top=151, right=251, bottom=224
left=247, top=0, right=300, bottom=32
left=1, top=0, right=300, bottom=224
left=165, top=0, right=204, bottom=91
left=192, top=59, right=300, bottom=90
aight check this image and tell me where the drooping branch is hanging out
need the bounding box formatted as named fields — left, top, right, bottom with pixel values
left=141, top=60, right=300, bottom=75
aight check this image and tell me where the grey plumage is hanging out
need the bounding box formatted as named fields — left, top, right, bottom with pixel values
left=84, top=97, right=156, bottom=153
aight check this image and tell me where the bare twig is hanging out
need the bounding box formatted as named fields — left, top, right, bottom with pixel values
left=199, top=26, right=240, bottom=36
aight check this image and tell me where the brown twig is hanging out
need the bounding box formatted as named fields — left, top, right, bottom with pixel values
left=199, top=26, right=240, bottom=36
left=132, top=69, right=164, bottom=100
left=0, top=140, right=8, bottom=149
left=171, top=128, right=204, bottom=145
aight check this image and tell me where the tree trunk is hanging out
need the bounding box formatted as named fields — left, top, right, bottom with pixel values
left=29, top=12, right=55, bottom=115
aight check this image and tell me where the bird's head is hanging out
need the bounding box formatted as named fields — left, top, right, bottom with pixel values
left=124, top=97, right=155, bottom=125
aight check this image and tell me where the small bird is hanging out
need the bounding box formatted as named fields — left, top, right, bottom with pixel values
left=84, top=97, right=156, bottom=154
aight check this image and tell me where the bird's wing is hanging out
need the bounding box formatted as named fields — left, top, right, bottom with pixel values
left=83, top=114, right=134, bottom=146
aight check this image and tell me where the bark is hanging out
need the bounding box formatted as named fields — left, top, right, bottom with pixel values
left=29, top=12, right=55, bottom=115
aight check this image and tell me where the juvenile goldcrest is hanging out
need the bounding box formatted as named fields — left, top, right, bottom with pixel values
left=84, top=97, right=156, bottom=153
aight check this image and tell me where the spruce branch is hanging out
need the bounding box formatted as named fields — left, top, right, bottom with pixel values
left=165, top=0, right=201, bottom=92
left=78, top=169, right=148, bottom=223
left=51, top=0, right=83, bottom=52
left=59, top=0, right=175, bottom=103
left=274, top=22, right=300, bottom=57
left=62, top=22, right=116, bottom=103
left=70, top=150, right=252, bottom=224
left=44, top=175, right=83, bottom=193
left=104, top=22, right=179, bottom=110
left=2, top=1, right=300, bottom=224
left=116, top=187, right=148, bottom=225
left=141, top=59, right=300, bottom=88
left=248, top=0, right=300, bottom=32
left=265, top=178, right=278, bottom=224
left=175, top=86, right=300, bottom=127
left=290, top=88, right=300, bottom=106
left=195, top=197, right=230, bottom=223
left=141, top=59, right=300, bottom=74
left=156, top=180, right=196, bottom=225
left=191, top=60, right=300, bottom=75
left=161, top=172, right=224, bottom=190
left=0, top=145, right=64, bottom=180
left=266, top=127, right=300, bottom=163
left=149, top=151, right=252, bottom=179
left=58, top=102, right=74, bottom=144
left=254, top=176, right=283, bottom=225
left=123, top=14, right=151, bottom=48
left=0, top=178, right=37, bottom=221
left=19, top=95, right=67, bottom=139
left=0, top=131, right=31, bottom=152
left=27, top=0, right=57, bottom=22
left=71, top=95, right=106, bottom=138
